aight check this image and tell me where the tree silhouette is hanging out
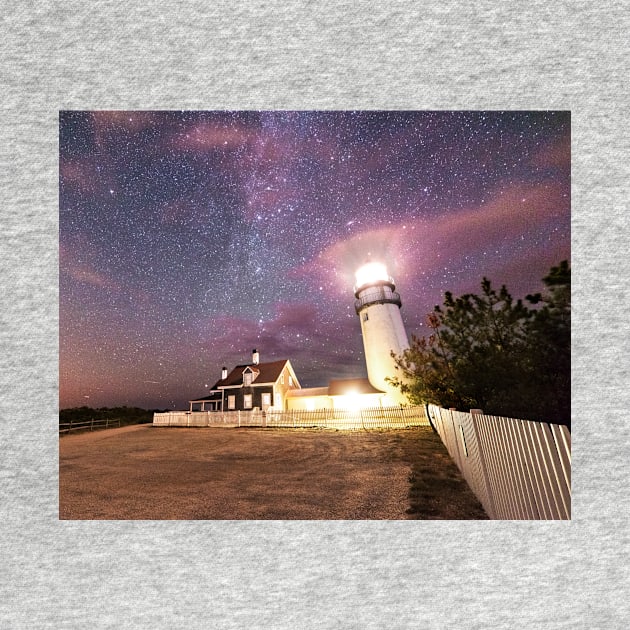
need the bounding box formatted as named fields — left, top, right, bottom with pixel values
left=389, top=261, right=570, bottom=426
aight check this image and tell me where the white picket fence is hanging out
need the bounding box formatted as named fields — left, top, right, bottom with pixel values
left=153, top=406, right=431, bottom=430
left=426, top=405, right=571, bottom=520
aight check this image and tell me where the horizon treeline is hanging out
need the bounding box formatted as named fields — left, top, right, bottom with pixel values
left=59, top=406, right=164, bottom=424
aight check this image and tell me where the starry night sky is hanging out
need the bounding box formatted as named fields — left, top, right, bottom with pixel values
left=59, top=111, right=570, bottom=410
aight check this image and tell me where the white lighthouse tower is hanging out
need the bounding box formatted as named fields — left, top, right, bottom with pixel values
left=354, top=261, right=410, bottom=405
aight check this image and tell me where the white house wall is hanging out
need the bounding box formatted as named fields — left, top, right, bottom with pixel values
left=286, top=392, right=386, bottom=411
left=286, top=395, right=333, bottom=411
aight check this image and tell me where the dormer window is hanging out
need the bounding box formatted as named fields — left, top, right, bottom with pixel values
left=243, top=367, right=254, bottom=386
left=243, top=366, right=258, bottom=386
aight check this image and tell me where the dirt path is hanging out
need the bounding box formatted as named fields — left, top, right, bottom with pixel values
left=59, top=425, right=487, bottom=520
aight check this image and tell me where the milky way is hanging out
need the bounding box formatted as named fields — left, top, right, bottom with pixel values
left=59, top=111, right=570, bottom=409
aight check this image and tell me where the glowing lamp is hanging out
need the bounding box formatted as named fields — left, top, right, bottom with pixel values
left=334, top=389, right=360, bottom=411
left=355, top=262, right=390, bottom=290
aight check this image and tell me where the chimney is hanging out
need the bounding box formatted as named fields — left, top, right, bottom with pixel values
left=221, top=367, right=228, bottom=380
left=252, top=349, right=260, bottom=365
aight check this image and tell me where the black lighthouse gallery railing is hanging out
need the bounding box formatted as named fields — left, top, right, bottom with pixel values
left=354, top=287, right=402, bottom=313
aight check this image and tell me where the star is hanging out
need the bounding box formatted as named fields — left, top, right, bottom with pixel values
left=59, top=110, right=570, bottom=409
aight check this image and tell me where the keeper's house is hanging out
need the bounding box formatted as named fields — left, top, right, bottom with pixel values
left=188, top=350, right=300, bottom=412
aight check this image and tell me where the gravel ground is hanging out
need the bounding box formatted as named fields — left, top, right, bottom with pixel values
left=59, top=425, right=487, bottom=520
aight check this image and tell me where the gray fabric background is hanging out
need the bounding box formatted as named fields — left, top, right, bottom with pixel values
left=1, top=1, right=628, bottom=627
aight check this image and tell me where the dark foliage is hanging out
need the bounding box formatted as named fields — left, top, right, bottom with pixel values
left=59, top=406, right=155, bottom=425
left=389, top=261, right=570, bottom=426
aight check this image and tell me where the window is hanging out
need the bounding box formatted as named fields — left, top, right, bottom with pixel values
left=227, top=395, right=236, bottom=410
left=243, top=394, right=252, bottom=409
left=243, top=372, right=252, bottom=386
left=261, top=393, right=271, bottom=409
left=280, top=373, right=285, bottom=385
left=362, top=312, right=369, bottom=322
left=289, top=375, right=293, bottom=387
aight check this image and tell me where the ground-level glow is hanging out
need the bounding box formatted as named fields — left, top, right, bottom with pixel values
left=336, top=391, right=366, bottom=411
